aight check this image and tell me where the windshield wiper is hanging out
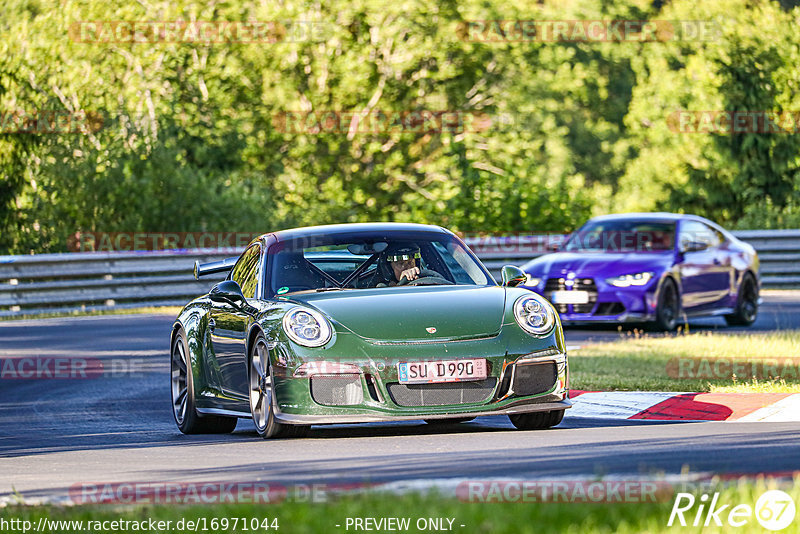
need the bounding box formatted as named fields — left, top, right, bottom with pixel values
left=315, top=287, right=349, bottom=292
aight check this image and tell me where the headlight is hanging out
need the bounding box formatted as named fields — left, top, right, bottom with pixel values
left=525, top=274, right=542, bottom=287
left=282, top=307, right=333, bottom=347
left=606, top=272, right=654, bottom=288
left=513, top=294, right=556, bottom=336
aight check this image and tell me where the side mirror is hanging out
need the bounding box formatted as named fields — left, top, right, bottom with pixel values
left=501, top=265, right=527, bottom=287
left=681, top=240, right=709, bottom=253
left=547, top=233, right=568, bottom=252
left=209, top=280, right=245, bottom=305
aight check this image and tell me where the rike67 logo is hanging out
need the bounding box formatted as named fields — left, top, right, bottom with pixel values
left=668, top=490, right=796, bottom=530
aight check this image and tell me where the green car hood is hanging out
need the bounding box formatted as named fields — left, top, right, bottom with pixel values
left=289, top=285, right=506, bottom=341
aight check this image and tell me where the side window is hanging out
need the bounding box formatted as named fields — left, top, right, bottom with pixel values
left=680, top=221, right=720, bottom=250
left=431, top=241, right=488, bottom=285
left=231, top=245, right=261, bottom=299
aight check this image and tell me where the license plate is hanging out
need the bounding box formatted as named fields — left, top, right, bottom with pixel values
left=397, top=358, right=487, bottom=384
left=550, top=290, right=590, bottom=304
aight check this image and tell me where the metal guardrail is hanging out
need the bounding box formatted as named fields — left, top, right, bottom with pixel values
left=1, top=230, right=798, bottom=317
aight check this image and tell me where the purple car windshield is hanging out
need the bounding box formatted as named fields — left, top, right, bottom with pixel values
left=563, top=221, right=676, bottom=252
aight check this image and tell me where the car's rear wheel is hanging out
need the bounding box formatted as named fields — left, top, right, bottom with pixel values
left=725, top=274, right=759, bottom=327
left=171, top=330, right=237, bottom=434
left=249, top=334, right=307, bottom=439
left=424, top=417, right=476, bottom=425
left=651, top=278, right=679, bottom=331
left=508, top=410, right=564, bottom=430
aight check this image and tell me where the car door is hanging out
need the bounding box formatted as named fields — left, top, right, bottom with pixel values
left=209, top=243, right=261, bottom=399
left=677, top=220, right=730, bottom=310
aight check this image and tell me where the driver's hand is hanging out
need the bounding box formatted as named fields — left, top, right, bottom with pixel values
left=399, top=267, right=420, bottom=281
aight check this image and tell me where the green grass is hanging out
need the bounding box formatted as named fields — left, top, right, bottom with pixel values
left=571, top=330, right=800, bottom=392
left=2, top=481, right=798, bottom=534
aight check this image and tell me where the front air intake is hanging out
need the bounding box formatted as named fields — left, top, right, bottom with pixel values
left=511, top=362, right=557, bottom=397
left=310, top=375, right=364, bottom=406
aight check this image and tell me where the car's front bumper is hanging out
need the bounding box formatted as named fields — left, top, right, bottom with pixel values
left=522, top=281, right=659, bottom=324
left=559, top=311, right=655, bottom=324
left=273, top=397, right=572, bottom=424
left=270, top=328, right=570, bottom=425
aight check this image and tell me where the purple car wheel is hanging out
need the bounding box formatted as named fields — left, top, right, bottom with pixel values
left=725, top=274, right=759, bottom=326
left=652, top=279, right=679, bottom=331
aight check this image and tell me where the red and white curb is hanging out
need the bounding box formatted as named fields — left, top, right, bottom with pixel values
left=568, top=390, right=800, bottom=422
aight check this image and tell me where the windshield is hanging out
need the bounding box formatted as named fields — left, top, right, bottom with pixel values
left=267, top=231, right=492, bottom=296
left=563, top=220, right=675, bottom=252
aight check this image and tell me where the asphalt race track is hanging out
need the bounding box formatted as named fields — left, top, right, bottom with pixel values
left=1, top=291, right=799, bottom=503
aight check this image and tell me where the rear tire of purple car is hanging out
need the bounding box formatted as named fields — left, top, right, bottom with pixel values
left=725, top=274, right=759, bottom=327
left=651, top=278, right=679, bottom=331
left=508, top=409, right=564, bottom=430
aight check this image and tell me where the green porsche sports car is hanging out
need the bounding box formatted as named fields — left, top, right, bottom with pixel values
left=170, top=223, right=570, bottom=438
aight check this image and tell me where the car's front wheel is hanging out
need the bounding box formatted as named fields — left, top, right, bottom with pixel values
left=651, top=278, right=679, bottom=331
left=725, top=274, right=759, bottom=327
left=171, top=330, right=237, bottom=434
left=508, top=410, right=564, bottom=430
left=249, top=334, right=308, bottom=439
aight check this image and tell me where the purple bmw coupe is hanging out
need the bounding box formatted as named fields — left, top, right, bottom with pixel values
left=520, top=213, right=760, bottom=330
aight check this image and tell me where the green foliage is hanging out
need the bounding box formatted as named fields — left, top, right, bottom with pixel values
left=620, top=0, right=800, bottom=223
left=1, top=0, right=799, bottom=254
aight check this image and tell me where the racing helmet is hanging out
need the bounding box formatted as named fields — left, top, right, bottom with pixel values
left=378, top=243, right=421, bottom=280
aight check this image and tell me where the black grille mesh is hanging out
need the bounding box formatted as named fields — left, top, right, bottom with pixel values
left=594, top=302, right=625, bottom=315
left=310, top=375, right=364, bottom=406
left=512, top=362, right=558, bottom=396
left=387, top=378, right=497, bottom=407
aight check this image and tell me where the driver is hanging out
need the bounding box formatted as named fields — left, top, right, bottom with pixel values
left=373, top=244, right=443, bottom=287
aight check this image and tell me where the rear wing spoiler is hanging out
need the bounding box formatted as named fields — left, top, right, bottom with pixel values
left=193, top=257, right=237, bottom=280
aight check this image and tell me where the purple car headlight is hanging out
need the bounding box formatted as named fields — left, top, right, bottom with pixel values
left=282, top=307, right=333, bottom=347
left=606, top=272, right=655, bottom=288
left=513, top=295, right=556, bottom=336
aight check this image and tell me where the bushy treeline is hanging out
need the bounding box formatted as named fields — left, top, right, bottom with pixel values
left=1, top=0, right=799, bottom=254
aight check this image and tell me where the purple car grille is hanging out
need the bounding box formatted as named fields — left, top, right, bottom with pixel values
left=544, top=277, right=598, bottom=314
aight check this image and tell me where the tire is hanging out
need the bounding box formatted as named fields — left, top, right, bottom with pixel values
left=651, top=278, right=679, bottom=331
left=424, top=417, right=476, bottom=425
left=725, top=274, right=759, bottom=327
left=508, top=410, right=564, bottom=430
left=249, top=333, right=299, bottom=439
left=171, top=330, right=238, bottom=434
